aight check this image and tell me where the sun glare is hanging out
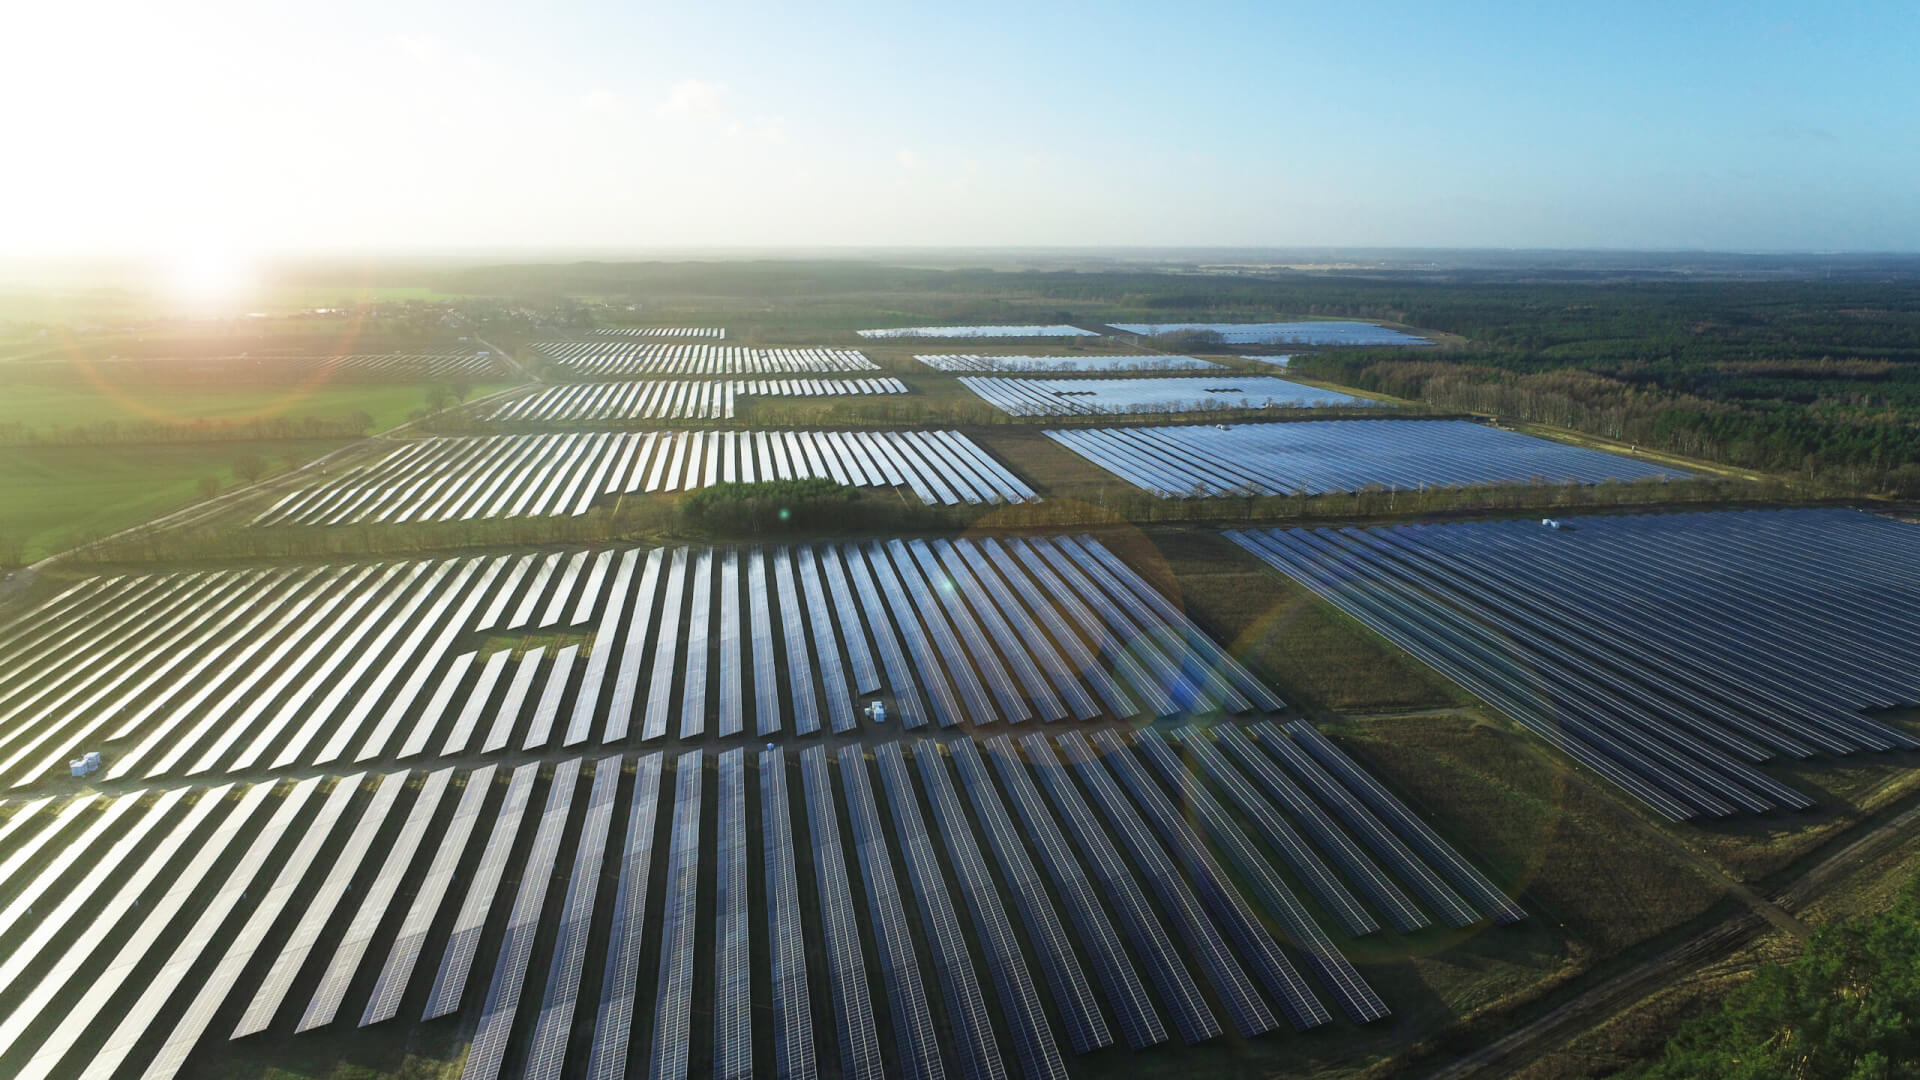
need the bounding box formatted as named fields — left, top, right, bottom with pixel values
left=161, top=245, right=255, bottom=306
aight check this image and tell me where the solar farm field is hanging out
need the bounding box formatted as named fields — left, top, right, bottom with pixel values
left=248, top=428, right=1033, bottom=525
left=0, top=535, right=1279, bottom=785
left=1110, top=322, right=1432, bottom=346
left=488, top=378, right=909, bottom=423
left=12, top=266, right=1919, bottom=1080
left=916, top=354, right=1222, bottom=373
left=960, top=375, right=1386, bottom=416
left=0, top=722, right=1525, bottom=1080
left=1228, top=509, right=1920, bottom=819
left=532, top=342, right=876, bottom=377
left=1046, top=419, right=1689, bottom=496
left=860, top=325, right=1099, bottom=339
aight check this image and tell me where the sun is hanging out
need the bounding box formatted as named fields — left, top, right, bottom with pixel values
left=161, top=244, right=255, bottom=306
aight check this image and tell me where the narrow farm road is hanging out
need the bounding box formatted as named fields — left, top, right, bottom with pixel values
left=1424, top=796, right=1920, bottom=1080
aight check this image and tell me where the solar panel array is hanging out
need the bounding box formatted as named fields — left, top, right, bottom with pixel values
left=916, top=354, right=1221, bottom=373
left=1110, top=321, right=1431, bottom=346
left=960, top=375, right=1384, bottom=416
left=249, top=427, right=1031, bottom=525
left=0, top=722, right=1524, bottom=1079
left=533, top=341, right=876, bottom=376
left=1047, top=419, right=1689, bottom=497
left=0, top=535, right=1283, bottom=784
left=1228, top=509, right=1920, bottom=819
left=859, top=324, right=1099, bottom=339
left=489, top=377, right=910, bottom=422
left=592, top=326, right=726, bottom=338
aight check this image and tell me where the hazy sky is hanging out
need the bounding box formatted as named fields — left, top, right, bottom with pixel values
left=8, top=0, right=1916, bottom=255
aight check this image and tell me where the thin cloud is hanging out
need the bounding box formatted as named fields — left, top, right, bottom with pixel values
left=657, top=79, right=731, bottom=119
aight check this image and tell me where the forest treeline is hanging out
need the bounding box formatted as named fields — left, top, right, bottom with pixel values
left=1620, top=874, right=1920, bottom=1080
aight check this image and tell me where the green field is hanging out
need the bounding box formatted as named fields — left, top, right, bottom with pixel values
left=0, top=378, right=515, bottom=563
left=0, top=440, right=357, bottom=562
left=0, top=381, right=506, bottom=436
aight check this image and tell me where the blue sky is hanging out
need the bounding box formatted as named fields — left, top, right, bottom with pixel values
left=6, top=0, right=1915, bottom=254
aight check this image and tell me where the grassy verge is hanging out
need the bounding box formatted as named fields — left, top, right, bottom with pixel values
left=1146, top=528, right=1461, bottom=713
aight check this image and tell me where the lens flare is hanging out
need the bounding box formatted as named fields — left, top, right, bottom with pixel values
left=159, top=245, right=254, bottom=306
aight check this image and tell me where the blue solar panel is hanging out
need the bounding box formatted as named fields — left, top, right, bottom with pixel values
left=911, top=741, right=1073, bottom=1076
left=648, top=750, right=704, bottom=1080
left=714, top=749, right=753, bottom=1080
left=463, top=759, right=582, bottom=1080
left=798, top=746, right=884, bottom=1080
left=761, top=748, right=818, bottom=1080
left=836, top=744, right=942, bottom=1080
left=1047, top=731, right=1276, bottom=1038
left=1049, top=420, right=1687, bottom=498
left=871, top=742, right=1009, bottom=1080
left=583, top=753, right=664, bottom=1080
left=996, top=734, right=1215, bottom=1046
left=523, top=756, right=621, bottom=1080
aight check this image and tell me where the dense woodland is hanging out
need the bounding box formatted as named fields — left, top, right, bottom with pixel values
left=1623, top=874, right=1920, bottom=1080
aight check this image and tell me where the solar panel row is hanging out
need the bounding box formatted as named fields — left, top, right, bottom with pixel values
left=713, top=748, right=753, bottom=1080
left=1228, top=510, right=1920, bottom=818
left=798, top=745, right=885, bottom=1080
left=915, top=353, right=1220, bottom=373
left=4, top=536, right=1277, bottom=791
left=960, top=374, right=1382, bottom=416
left=462, top=758, right=580, bottom=1080
left=492, top=377, right=908, bottom=422
left=299, top=766, right=448, bottom=1024
left=1131, top=730, right=1385, bottom=1025
left=2, top=719, right=1530, bottom=1078
left=0, top=783, right=242, bottom=1066
left=873, top=742, right=1010, bottom=1080
left=0, top=536, right=1287, bottom=786
left=584, top=753, right=663, bottom=1080
left=760, top=748, right=818, bottom=1080
left=250, top=428, right=1031, bottom=527
left=534, top=341, right=874, bottom=376
left=649, top=750, right=703, bottom=1080
left=1049, top=419, right=1688, bottom=498
left=590, top=326, right=726, bottom=338
left=522, top=757, right=620, bottom=1080
left=37, top=780, right=305, bottom=1080
left=837, top=744, right=944, bottom=1080
left=859, top=324, right=1096, bottom=339
left=909, top=741, right=1068, bottom=1080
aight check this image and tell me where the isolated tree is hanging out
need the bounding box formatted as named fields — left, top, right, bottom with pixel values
left=1149, top=329, right=1226, bottom=352
left=197, top=474, right=221, bottom=500
left=426, top=385, right=454, bottom=412
left=0, top=533, right=24, bottom=568
left=451, top=376, right=474, bottom=402
left=234, top=453, right=268, bottom=484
